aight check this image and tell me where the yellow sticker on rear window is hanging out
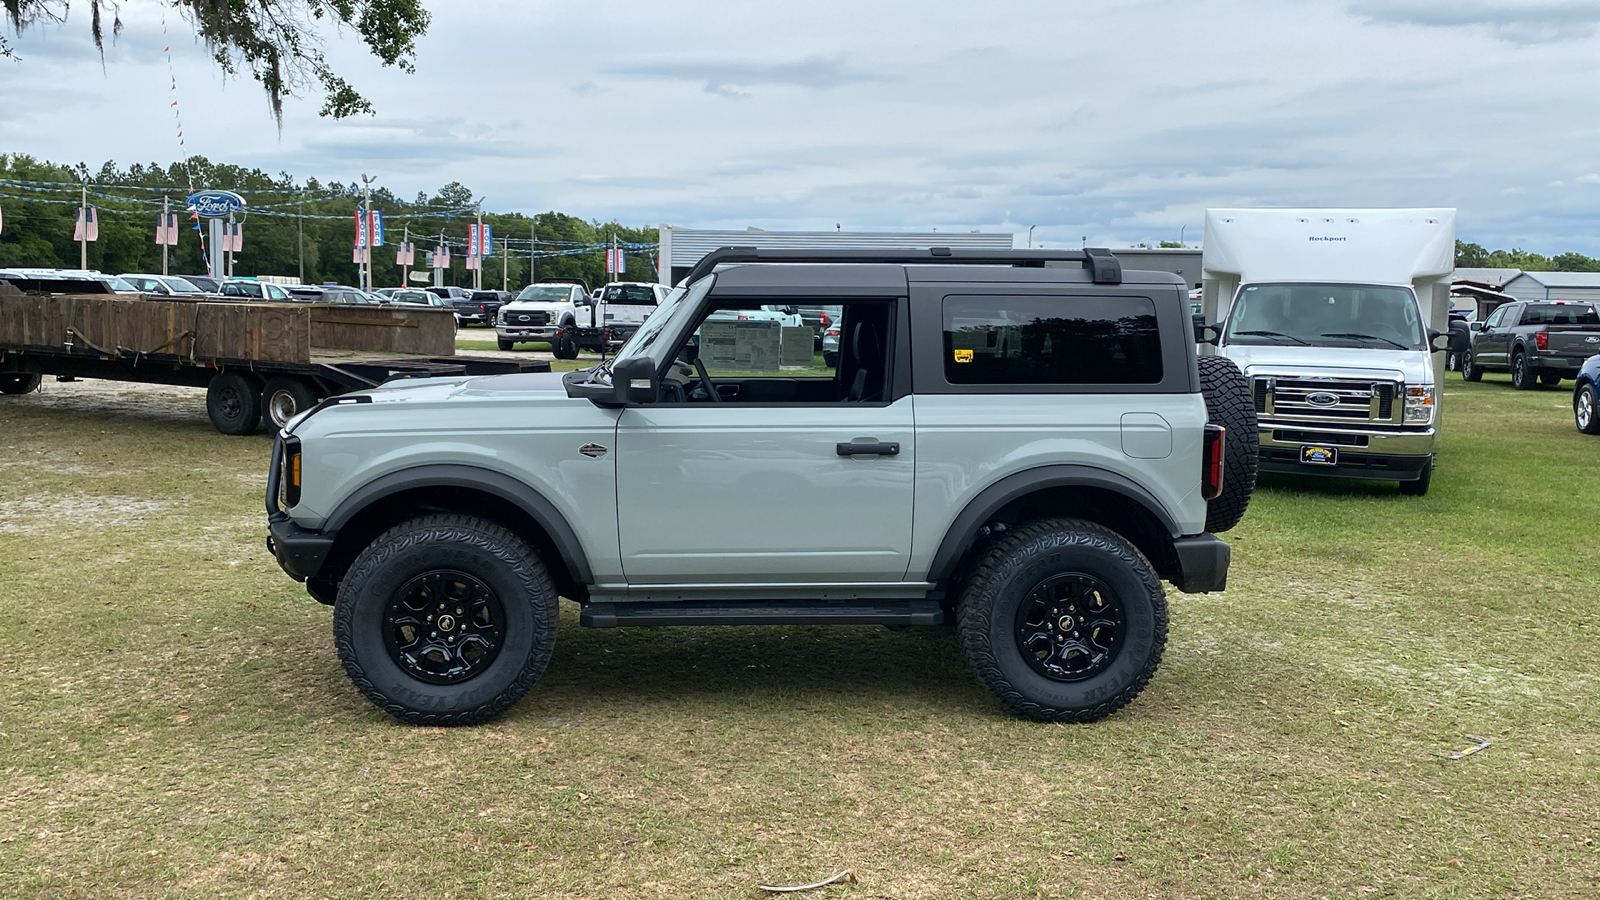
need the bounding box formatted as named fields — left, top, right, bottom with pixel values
left=953, top=348, right=974, bottom=363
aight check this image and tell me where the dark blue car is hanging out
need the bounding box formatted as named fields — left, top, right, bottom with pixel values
left=1576, top=354, right=1600, bottom=435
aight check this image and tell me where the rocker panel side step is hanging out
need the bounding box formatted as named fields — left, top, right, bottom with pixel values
left=579, top=599, right=945, bottom=628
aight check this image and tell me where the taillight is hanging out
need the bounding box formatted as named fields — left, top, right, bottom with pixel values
left=1201, top=425, right=1225, bottom=501
left=1535, top=331, right=1549, bottom=350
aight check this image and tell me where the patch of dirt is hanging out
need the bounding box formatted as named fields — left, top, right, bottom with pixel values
left=0, top=495, right=177, bottom=534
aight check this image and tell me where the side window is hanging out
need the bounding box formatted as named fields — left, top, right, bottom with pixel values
left=943, top=295, right=1162, bottom=385
left=661, top=299, right=894, bottom=404
left=1485, top=306, right=1508, bottom=327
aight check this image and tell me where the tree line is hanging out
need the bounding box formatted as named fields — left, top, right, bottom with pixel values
left=0, top=153, right=658, bottom=291
left=1455, top=240, right=1600, bottom=273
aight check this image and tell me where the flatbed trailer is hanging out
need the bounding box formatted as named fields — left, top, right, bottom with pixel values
left=0, top=280, right=549, bottom=435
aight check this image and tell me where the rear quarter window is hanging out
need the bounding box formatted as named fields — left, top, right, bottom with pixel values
left=943, top=294, right=1163, bottom=385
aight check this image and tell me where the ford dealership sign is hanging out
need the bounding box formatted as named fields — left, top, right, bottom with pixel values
left=185, top=190, right=246, bottom=219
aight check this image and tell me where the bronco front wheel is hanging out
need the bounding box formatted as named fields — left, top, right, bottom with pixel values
left=957, top=518, right=1167, bottom=723
left=333, top=514, right=558, bottom=725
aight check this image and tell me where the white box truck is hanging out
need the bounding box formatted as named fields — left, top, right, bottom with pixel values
left=1200, top=208, right=1465, bottom=495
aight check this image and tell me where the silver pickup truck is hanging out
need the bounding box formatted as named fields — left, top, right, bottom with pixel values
left=266, top=248, right=1258, bottom=727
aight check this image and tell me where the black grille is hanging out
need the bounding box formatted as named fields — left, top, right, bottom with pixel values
left=1273, top=429, right=1369, bottom=447
left=511, top=311, right=550, bottom=326
left=1253, top=378, right=1268, bottom=412
left=1376, top=384, right=1394, bottom=419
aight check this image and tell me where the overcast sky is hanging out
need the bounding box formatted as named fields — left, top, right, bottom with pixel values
left=5, top=0, right=1600, bottom=253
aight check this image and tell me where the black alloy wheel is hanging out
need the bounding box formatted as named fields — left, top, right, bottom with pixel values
left=383, top=570, right=506, bottom=684
left=1511, top=353, right=1534, bottom=390
left=1461, top=352, right=1482, bottom=382
left=1013, top=573, right=1126, bottom=683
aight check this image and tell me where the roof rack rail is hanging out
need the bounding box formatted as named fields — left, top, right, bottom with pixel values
left=681, top=246, right=1123, bottom=287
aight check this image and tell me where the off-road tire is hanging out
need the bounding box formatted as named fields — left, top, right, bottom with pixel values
left=956, top=518, right=1167, bottom=723
left=0, top=373, right=41, bottom=395
left=497, top=338, right=515, bottom=351
left=1511, top=352, right=1535, bottom=390
left=333, top=514, right=558, bottom=726
left=1197, top=355, right=1258, bottom=533
left=1461, top=351, right=1483, bottom=382
left=1398, top=457, right=1433, bottom=496
left=262, top=376, right=318, bottom=435
left=206, top=372, right=262, bottom=435
left=1576, top=384, right=1600, bottom=435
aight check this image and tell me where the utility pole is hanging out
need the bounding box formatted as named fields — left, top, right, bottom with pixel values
left=473, top=199, right=484, bottom=292
left=79, top=176, right=88, bottom=269
left=162, top=196, right=171, bottom=276
left=225, top=212, right=235, bottom=277
left=530, top=223, right=536, bottom=284
left=360, top=173, right=377, bottom=291
left=436, top=230, right=445, bottom=288
left=1027, top=225, right=1036, bottom=249
left=297, top=188, right=305, bottom=284
left=502, top=236, right=509, bottom=292
left=401, top=224, right=409, bottom=288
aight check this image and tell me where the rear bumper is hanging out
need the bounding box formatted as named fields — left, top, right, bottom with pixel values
left=1172, top=533, right=1230, bottom=593
left=1529, top=355, right=1588, bottom=374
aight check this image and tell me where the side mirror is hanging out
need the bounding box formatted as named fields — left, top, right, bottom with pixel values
left=1448, top=324, right=1470, bottom=353
left=612, top=356, right=657, bottom=405
left=1192, top=313, right=1220, bottom=345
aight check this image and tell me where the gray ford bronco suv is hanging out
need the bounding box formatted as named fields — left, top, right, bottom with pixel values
left=267, top=248, right=1258, bottom=725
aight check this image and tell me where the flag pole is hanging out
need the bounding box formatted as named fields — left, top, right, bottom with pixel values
left=79, top=176, right=88, bottom=269
left=162, top=196, right=170, bottom=277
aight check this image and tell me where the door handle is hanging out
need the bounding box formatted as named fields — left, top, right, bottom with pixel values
left=837, top=440, right=900, bottom=456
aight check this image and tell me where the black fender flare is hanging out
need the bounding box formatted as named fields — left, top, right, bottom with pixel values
left=324, top=464, right=594, bottom=584
left=924, top=464, right=1181, bottom=584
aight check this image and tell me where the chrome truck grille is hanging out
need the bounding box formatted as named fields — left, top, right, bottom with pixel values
left=1252, top=376, right=1400, bottom=426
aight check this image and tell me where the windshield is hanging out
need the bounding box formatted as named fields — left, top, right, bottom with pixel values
left=514, top=285, right=574, bottom=302
left=101, top=276, right=137, bottom=292
left=162, top=277, right=204, bottom=293
left=1225, top=282, right=1425, bottom=350
left=602, top=284, right=658, bottom=305
left=617, top=276, right=712, bottom=361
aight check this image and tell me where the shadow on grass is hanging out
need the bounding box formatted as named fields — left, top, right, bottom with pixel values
left=1253, top=472, right=1409, bottom=499
left=517, top=613, right=995, bottom=718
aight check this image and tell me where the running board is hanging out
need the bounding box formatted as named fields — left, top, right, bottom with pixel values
left=580, top=599, right=945, bottom=628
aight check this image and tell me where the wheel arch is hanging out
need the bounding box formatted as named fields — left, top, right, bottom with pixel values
left=322, top=465, right=593, bottom=599
left=926, top=465, right=1183, bottom=587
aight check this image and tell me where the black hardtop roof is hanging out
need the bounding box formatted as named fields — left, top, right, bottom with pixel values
left=685, top=246, right=1125, bottom=287
left=695, top=247, right=1185, bottom=296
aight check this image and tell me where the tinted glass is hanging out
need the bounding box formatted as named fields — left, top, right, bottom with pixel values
left=943, top=295, right=1162, bottom=385
left=1522, top=304, right=1600, bottom=326
left=515, top=285, right=574, bottom=302
left=603, top=285, right=659, bottom=305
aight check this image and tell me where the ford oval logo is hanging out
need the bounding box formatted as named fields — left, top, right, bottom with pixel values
left=185, top=190, right=247, bottom=219
left=1587, top=336, right=1599, bottom=344
left=1306, top=391, right=1341, bottom=407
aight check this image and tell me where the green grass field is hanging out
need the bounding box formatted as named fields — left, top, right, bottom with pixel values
left=0, top=372, right=1596, bottom=898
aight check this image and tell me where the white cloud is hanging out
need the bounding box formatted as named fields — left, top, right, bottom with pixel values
left=3, top=0, right=1600, bottom=253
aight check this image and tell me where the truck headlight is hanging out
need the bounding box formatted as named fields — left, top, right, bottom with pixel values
left=1404, top=386, right=1434, bottom=423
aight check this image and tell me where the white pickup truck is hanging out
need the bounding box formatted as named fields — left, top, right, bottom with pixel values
left=498, top=281, right=670, bottom=358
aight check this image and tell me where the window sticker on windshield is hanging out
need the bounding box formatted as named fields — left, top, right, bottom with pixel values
left=953, top=348, right=974, bottom=363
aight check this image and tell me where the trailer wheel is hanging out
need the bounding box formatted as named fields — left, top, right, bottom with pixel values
left=0, top=373, right=42, bottom=395
left=263, top=377, right=319, bottom=434
left=206, top=372, right=263, bottom=435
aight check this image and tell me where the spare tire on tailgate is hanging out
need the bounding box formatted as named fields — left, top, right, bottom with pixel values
left=1197, top=355, right=1258, bottom=533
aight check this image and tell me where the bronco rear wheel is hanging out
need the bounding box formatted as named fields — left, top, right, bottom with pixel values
left=957, top=518, right=1167, bottom=723
left=333, top=514, right=558, bottom=725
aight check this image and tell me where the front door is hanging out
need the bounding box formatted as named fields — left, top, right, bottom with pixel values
left=613, top=298, right=915, bottom=585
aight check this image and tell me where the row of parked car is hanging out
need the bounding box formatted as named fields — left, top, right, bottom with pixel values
left=1448, top=299, right=1600, bottom=436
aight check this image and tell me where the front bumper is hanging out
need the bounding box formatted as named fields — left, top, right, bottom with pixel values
left=1257, top=423, right=1435, bottom=481
left=267, top=514, right=334, bottom=581
left=497, top=325, right=559, bottom=340
left=1172, top=533, right=1230, bottom=593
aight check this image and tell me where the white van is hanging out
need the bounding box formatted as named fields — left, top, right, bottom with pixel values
left=1201, top=208, right=1465, bottom=495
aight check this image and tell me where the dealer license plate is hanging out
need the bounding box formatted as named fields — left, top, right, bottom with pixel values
left=1300, top=444, right=1338, bottom=466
